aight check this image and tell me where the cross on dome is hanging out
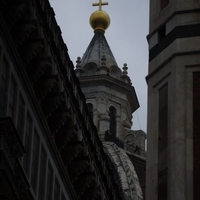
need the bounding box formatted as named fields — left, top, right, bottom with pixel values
left=92, top=0, right=108, bottom=10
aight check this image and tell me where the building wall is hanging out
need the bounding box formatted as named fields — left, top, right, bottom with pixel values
left=0, top=23, right=74, bottom=200
left=147, top=0, right=200, bottom=199
left=78, top=71, right=138, bottom=140
left=0, top=0, right=124, bottom=199
left=127, top=152, right=146, bottom=199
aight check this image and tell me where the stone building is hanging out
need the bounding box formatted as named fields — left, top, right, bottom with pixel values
left=75, top=4, right=146, bottom=155
left=146, top=0, right=200, bottom=200
left=0, top=0, right=146, bottom=200
left=75, top=2, right=146, bottom=199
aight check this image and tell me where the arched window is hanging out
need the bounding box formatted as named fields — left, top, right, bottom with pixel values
left=109, top=106, right=116, bottom=136
left=87, top=103, right=93, bottom=119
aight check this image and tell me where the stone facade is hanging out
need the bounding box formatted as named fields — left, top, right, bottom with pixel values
left=75, top=6, right=147, bottom=199
left=0, top=0, right=125, bottom=199
left=75, top=30, right=139, bottom=139
left=0, top=0, right=147, bottom=199
left=146, top=0, right=200, bottom=199
left=75, top=30, right=145, bottom=150
left=103, top=142, right=143, bottom=200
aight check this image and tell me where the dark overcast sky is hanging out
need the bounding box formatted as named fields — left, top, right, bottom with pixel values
left=49, top=0, right=149, bottom=132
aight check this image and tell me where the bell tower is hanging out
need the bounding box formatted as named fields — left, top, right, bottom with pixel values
left=146, top=0, right=200, bottom=200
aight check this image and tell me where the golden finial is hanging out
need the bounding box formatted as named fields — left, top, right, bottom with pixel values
left=92, top=0, right=108, bottom=11
left=90, top=0, right=110, bottom=33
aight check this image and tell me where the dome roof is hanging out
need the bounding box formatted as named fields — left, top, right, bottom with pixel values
left=103, top=142, right=143, bottom=200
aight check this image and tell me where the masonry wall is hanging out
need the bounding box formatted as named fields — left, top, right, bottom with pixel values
left=146, top=0, right=200, bottom=199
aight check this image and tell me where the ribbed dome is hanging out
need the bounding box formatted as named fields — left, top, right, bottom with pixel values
left=103, top=142, right=143, bottom=200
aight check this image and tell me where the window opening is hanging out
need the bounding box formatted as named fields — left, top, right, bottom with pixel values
left=87, top=103, right=93, bottom=119
left=23, top=112, right=33, bottom=176
left=109, top=106, right=117, bottom=136
left=31, top=129, right=40, bottom=192
left=0, top=58, right=8, bottom=115
left=158, top=25, right=166, bottom=43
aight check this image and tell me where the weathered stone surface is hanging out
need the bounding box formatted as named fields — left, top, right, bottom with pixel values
left=103, top=142, right=143, bottom=200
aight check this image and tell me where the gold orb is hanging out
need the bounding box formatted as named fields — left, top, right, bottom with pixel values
left=90, top=10, right=110, bottom=32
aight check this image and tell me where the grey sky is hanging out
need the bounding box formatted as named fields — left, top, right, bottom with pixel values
left=49, top=0, right=149, bottom=132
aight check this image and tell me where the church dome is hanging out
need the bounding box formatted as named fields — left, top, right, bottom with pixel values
left=103, top=142, right=143, bottom=200
left=90, top=10, right=110, bottom=32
